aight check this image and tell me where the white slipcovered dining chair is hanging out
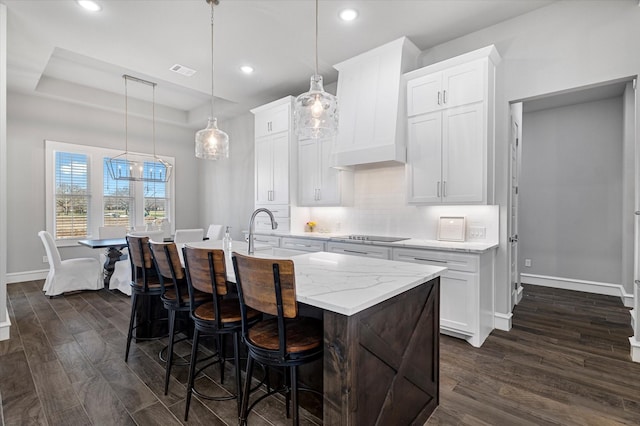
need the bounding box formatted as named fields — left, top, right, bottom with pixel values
left=38, top=231, right=102, bottom=297
left=206, top=224, right=224, bottom=240
left=109, top=230, right=164, bottom=296
left=173, top=228, right=205, bottom=265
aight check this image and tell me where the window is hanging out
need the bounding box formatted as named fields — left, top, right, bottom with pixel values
left=55, top=152, right=90, bottom=239
left=46, top=140, right=175, bottom=245
left=103, top=159, right=134, bottom=229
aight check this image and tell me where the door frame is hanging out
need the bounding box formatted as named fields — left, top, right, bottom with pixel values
left=508, top=103, right=522, bottom=307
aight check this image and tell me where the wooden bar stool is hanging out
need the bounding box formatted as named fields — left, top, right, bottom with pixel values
left=124, top=235, right=168, bottom=362
left=182, top=246, right=262, bottom=421
left=232, top=252, right=323, bottom=426
left=149, top=241, right=208, bottom=395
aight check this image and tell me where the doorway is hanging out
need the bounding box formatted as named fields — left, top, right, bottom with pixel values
left=510, top=78, right=636, bottom=307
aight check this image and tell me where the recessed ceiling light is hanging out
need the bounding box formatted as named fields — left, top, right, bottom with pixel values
left=339, top=8, right=358, bottom=22
left=77, top=0, right=102, bottom=12
left=240, top=65, right=254, bottom=74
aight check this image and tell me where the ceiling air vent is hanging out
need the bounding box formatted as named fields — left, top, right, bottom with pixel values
left=169, top=64, right=196, bottom=77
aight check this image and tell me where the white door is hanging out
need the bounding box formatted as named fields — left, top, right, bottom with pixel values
left=509, top=104, right=522, bottom=306
left=442, top=102, right=484, bottom=203
left=255, top=137, right=273, bottom=204
left=406, top=71, right=443, bottom=116
left=317, top=137, right=341, bottom=205
left=442, top=60, right=484, bottom=109
left=407, top=112, right=442, bottom=204
left=298, top=139, right=318, bottom=205
left=270, top=132, right=290, bottom=204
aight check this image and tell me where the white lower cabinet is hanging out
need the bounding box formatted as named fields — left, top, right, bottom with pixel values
left=327, top=242, right=390, bottom=260
left=392, top=247, right=494, bottom=347
left=281, top=237, right=326, bottom=253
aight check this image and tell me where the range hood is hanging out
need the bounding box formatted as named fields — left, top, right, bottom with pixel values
left=331, top=37, right=421, bottom=168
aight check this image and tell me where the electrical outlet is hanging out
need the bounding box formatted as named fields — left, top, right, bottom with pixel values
left=524, top=258, right=532, bottom=267
left=468, top=226, right=486, bottom=239
left=43, top=256, right=48, bottom=263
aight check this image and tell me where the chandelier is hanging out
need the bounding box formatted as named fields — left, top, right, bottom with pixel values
left=106, top=74, right=173, bottom=182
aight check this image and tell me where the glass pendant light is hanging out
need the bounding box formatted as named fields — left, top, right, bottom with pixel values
left=294, top=0, right=338, bottom=139
left=195, top=0, right=229, bottom=160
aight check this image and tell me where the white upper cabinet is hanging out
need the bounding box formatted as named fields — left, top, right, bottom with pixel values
left=254, top=101, right=291, bottom=138
left=298, top=137, right=353, bottom=206
left=255, top=132, right=290, bottom=204
left=332, top=37, right=421, bottom=167
left=405, top=45, right=500, bottom=205
left=407, top=60, right=485, bottom=117
left=251, top=96, right=296, bottom=215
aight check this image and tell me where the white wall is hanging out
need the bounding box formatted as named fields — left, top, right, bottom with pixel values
left=199, top=113, right=255, bottom=242
left=6, top=91, right=200, bottom=276
left=520, top=97, right=624, bottom=286
left=418, top=0, right=640, bottom=319
left=623, top=82, right=636, bottom=293
left=1, top=3, right=9, bottom=340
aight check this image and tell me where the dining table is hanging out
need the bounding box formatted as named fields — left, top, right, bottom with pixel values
left=77, top=238, right=128, bottom=287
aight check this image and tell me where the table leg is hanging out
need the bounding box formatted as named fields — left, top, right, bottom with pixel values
left=103, top=247, right=124, bottom=288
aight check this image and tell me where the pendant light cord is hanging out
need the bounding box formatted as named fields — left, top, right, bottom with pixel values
left=152, top=82, right=156, bottom=157
left=124, top=76, right=128, bottom=153
left=314, top=0, right=318, bottom=76
left=210, top=0, right=215, bottom=119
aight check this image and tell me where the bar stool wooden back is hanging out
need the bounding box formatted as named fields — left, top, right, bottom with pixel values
left=124, top=235, right=167, bottom=362
left=182, top=246, right=261, bottom=421
left=149, top=241, right=207, bottom=395
left=232, top=252, right=323, bottom=426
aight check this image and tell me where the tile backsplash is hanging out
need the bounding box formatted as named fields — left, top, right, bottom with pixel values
left=293, top=165, right=498, bottom=242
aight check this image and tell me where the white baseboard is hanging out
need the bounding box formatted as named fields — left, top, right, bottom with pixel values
left=0, top=318, right=11, bottom=341
left=630, top=337, right=640, bottom=363
left=6, top=270, right=48, bottom=284
left=513, top=285, right=524, bottom=305
left=494, top=312, right=512, bottom=331
left=631, top=309, right=637, bottom=333
left=520, top=273, right=634, bottom=307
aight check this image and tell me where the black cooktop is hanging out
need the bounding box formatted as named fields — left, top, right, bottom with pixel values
left=333, top=235, right=410, bottom=243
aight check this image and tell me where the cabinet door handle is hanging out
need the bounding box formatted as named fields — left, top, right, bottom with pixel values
left=443, top=89, right=447, bottom=104
left=437, top=181, right=441, bottom=198
left=414, top=257, right=447, bottom=264
left=443, top=181, right=447, bottom=197
left=317, top=188, right=321, bottom=200
left=344, top=249, right=369, bottom=255
left=437, top=91, right=441, bottom=105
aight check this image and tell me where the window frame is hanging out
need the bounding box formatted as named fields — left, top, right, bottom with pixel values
left=45, top=140, right=175, bottom=247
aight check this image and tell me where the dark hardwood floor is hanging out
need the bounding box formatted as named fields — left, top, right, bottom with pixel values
left=2, top=281, right=640, bottom=425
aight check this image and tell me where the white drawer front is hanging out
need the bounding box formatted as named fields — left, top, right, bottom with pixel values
left=392, top=248, right=478, bottom=273
left=254, top=204, right=290, bottom=218
left=281, top=237, right=326, bottom=252
left=327, top=242, right=390, bottom=260
left=251, top=234, right=280, bottom=248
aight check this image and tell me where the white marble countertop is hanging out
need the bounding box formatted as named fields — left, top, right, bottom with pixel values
left=289, top=252, right=446, bottom=316
left=253, top=231, right=498, bottom=253
left=183, top=242, right=446, bottom=316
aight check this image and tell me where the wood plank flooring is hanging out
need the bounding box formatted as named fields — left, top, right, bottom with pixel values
left=427, top=285, right=640, bottom=425
left=1, top=282, right=640, bottom=425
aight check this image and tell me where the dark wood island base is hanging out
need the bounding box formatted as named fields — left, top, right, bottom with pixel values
left=323, top=277, right=440, bottom=424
